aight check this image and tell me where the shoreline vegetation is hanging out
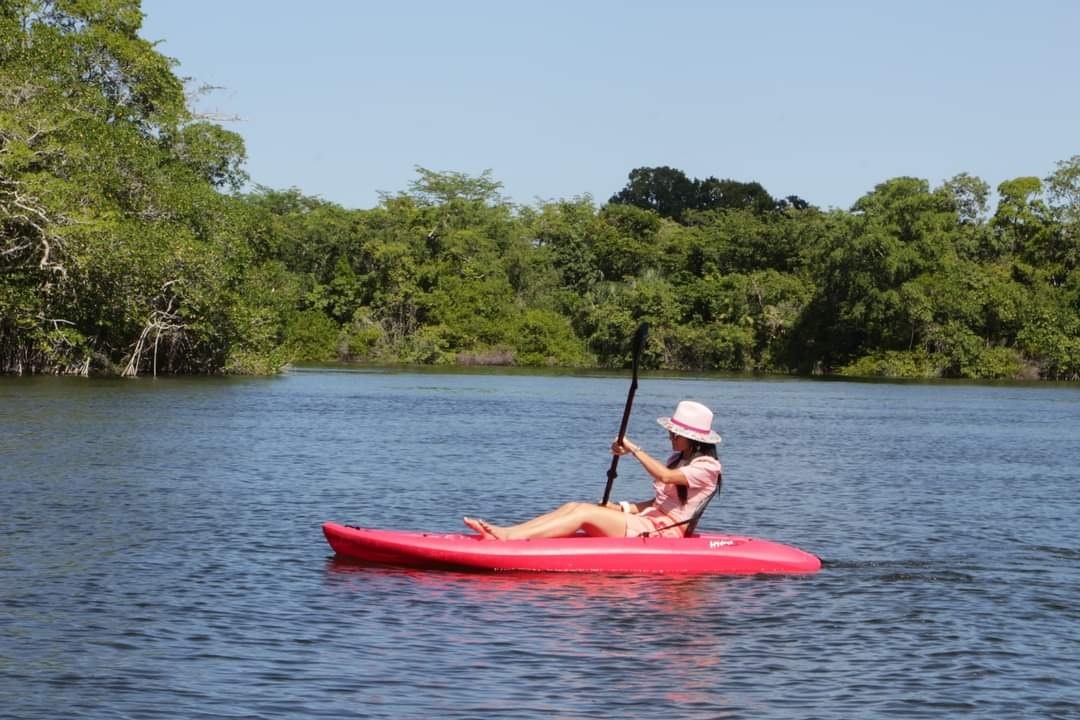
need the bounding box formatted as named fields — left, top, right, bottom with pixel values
left=2, top=4, right=1078, bottom=381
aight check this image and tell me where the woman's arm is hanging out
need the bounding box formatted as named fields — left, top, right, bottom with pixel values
left=611, top=438, right=687, bottom=485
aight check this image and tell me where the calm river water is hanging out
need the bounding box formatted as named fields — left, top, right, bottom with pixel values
left=2, top=368, right=1078, bottom=719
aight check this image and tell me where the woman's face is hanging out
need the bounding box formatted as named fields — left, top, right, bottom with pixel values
left=669, top=431, right=690, bottom=452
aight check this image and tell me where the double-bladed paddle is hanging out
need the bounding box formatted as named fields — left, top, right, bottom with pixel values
left=600, top=322, right=649, bottom=506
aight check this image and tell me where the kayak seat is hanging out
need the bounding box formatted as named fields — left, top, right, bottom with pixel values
left=683, top=472, right=722, bottom=537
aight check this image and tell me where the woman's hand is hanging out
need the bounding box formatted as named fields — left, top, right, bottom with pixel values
left=611, top=437, right=641, bottom=456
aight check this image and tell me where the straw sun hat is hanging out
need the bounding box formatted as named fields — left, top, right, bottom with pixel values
left=657, top=400, right=722, bottom=444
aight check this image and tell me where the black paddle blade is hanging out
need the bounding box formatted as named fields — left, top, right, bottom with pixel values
left=630, top=323, right=649, bottom=372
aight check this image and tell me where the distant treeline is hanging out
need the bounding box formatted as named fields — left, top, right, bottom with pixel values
left=2, top=2, right=1078, bottom=379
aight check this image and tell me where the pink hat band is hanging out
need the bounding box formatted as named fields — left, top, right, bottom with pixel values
left=669, top=416, right=712, bottom=435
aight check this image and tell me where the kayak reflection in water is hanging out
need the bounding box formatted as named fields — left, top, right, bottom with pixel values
left=464, top=400, right=722, bottom=541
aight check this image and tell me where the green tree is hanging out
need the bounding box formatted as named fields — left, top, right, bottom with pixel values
left=942, top=172, right=991, bottom=225
left=0, top=0, right=264, bottom=375
left=1043, top=155, right=1080, bottom=276
left=696, top=177, right=776, bottom=214
left=940, top=173, right=998, bottom=261
left=609, top=166, right=781, bottom=221
left=593, top=203, right=662, bottom=280
left=527, top=198, right=603, bottom=293
left=608, top=166, right=697, bottom=221
left=992, top=177, right=1052, bottom=265
left=794, top=179, right=958, bottom=371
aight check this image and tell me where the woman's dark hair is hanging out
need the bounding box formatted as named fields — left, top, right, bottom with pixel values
left=668, top=440, right=719, bottom=504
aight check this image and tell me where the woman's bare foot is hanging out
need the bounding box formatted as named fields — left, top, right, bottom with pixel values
left=463, top=516, right=504, bottom=540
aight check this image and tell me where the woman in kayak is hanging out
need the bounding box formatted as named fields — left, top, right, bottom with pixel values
left=464, top=400, right=722, bottom=540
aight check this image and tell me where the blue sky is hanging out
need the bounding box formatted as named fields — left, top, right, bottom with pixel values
left=139, top=0, right=1078, bottom=211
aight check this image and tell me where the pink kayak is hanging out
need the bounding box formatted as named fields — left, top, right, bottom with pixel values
left=322, top=522, right=821, bottom=575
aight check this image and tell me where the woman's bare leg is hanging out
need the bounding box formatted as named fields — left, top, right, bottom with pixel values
left=464, top=502, right=626, bottom=540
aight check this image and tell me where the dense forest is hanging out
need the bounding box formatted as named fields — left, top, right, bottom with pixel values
left=2, top=2, right=1078, bottom=379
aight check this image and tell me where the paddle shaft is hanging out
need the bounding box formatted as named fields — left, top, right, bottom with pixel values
left=600, top=323, right=648, bottom=506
